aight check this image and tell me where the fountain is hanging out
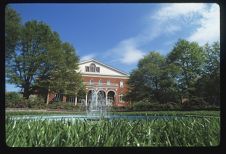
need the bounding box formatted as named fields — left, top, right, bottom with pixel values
left=10, top=90, right=193, bottom=121
left=86, top=90, right=110, bottom=119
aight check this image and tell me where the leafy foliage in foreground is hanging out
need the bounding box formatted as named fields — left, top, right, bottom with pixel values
left=6, top=117, right=220, bottom=147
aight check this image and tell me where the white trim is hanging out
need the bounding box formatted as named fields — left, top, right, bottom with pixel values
left=81, top=74, right=129, bottom=79
left=120, top=80, right=124, bottom=88
left=107, top=90, right=116, bottom=95
left=79, top=59, right=129, bottom=76
left=87, top=89, right=96, bottom=93
left=97, top=89, right=106, bottom=94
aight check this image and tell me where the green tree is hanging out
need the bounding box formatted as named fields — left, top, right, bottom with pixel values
left=127, top=51, right=179, bottom=104
left=6, top=20, right=83, bottom=100
left=167, top=39, right=205, bottom=101
left=194, top=42, right=220, bottom=106
left=5, top=5, right=21, bottom=61
left=38, top=42, right=84, bottom=97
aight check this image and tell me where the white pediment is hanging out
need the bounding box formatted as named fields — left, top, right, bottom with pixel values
left=78, top=59, right=129, bottom=77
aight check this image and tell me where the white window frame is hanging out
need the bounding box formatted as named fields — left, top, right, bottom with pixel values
left=89, top=79, right=93, bottom=85
left=96, top=67, right=100, bottom=72
left=99, top=79, right=102, bottom=85
left=120, top=81, right=124, bottom=88
left=85, top=66, right=89, bottom=72
left=90, top=63, right=96, bottom=72
left=107, top=80, right=110, bottom=85
left=119, top=94, right=124, bottom=103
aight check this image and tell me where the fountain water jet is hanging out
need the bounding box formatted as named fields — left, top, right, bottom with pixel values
left=86, top=90, right=110, bottom=119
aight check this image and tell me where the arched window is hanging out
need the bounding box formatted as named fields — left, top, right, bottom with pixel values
left=90, top=63, right=96, bottom=72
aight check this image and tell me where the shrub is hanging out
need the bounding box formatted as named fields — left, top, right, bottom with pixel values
left=132, top=99, right=158, bottom=111
left=5, top=92, right=21, bottom=106
left=160, top=102, right=182, bottom=110
left=182, top=96, right=209, bottom=110
left=27, top=95, right=46, bottom=109
left=110, top=106, right=132, bottom=112
left=5, top=92, right=47, bottom=109
left=131, top=99, right=182, bottom=111
left=5, top=92, right=28, bottom=108
left=47, top=102, right=78, bottom=111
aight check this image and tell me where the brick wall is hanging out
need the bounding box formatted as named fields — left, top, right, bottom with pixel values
left=47, top=75, right=130, bottom=107
left=82, top=76, right=129, bottom=106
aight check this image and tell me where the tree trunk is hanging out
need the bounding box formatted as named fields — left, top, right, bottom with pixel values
left=23, top=88, right=30, bottom=99
left=23, top=82, right=31, bottom=99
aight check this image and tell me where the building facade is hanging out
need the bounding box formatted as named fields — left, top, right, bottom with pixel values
left=47, top=59, right=130, bottom=107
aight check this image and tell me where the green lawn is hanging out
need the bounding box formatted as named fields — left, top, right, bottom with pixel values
left=5, top=108, right=220, bottom=117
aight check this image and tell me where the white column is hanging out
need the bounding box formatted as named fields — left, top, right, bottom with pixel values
left=95, top=91, right=98, bottom=106
left=105, top=93, right=108, bottom=106
left=85, top=93, right=88, bottom=106
left=74, top=96, right=77, bottom=106
left=46, top=86, right=50, bottom=105
left=46, top=91, right=49, bottom=105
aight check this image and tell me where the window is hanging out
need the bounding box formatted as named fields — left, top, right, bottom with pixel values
left=66, top=96, right=75, bottom=103
left=99, top=79, right=102, bottom=85
left=96, top=67, right=100, bottom=72
left=55, top=93, right=63, bottom=102
left=85, top=66, right=89, bottom=72
left=85, top=63, right=100, bottom=72
left=90, top=63, right=96, bottom=72
left=86, top=63, right=100, bottom=73
left=89, top=79, right=93, bottom=85
left=120, top=81, right=124, bottom=88
left=107, top=80, right=110, bottom=85
left=119, top=94, right=124, bottom=103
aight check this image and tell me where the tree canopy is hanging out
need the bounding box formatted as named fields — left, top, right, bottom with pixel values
left=127, top=51, right=179, bottom=104
left=167, top=39, right=205, bottom=98
left=5, top=7, right=83, bottom=100
left=5, top=5, right=21, bottom=62
left=127, top=39, right=220, bottom=108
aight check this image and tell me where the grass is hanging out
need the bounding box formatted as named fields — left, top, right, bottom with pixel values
left=6, top=109, right=220, bottom=117
left=5, top=116, right=220, bottom=147
left=113, top=110, right=220, bottom=117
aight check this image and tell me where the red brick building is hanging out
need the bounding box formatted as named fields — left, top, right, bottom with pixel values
left=47, top=59, right=130, bottom=107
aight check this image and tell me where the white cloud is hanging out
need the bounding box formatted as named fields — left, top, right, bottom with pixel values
left=188, top=4, right=220, bottom=45
left=106, top=3, right=219, bottom=65
left=80, top=54, right=95, bottom=62
left=153, top=3, right=206, bottom=21
left=153, top=3, right=219, bottom=45
left=108, top=39, right=145, bottom=65
left=165, top=24, right=182, bottom=34
left=120, top=50, right=144, bottom=65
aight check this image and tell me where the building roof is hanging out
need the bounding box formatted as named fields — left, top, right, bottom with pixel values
left=79, top=58, right=129, bottom=76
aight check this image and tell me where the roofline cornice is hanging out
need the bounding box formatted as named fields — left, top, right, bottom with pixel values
left=79, top=58, right=129, bottom=76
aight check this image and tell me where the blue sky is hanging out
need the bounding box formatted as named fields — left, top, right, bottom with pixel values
left=6, top=3, right=220, bottom=92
